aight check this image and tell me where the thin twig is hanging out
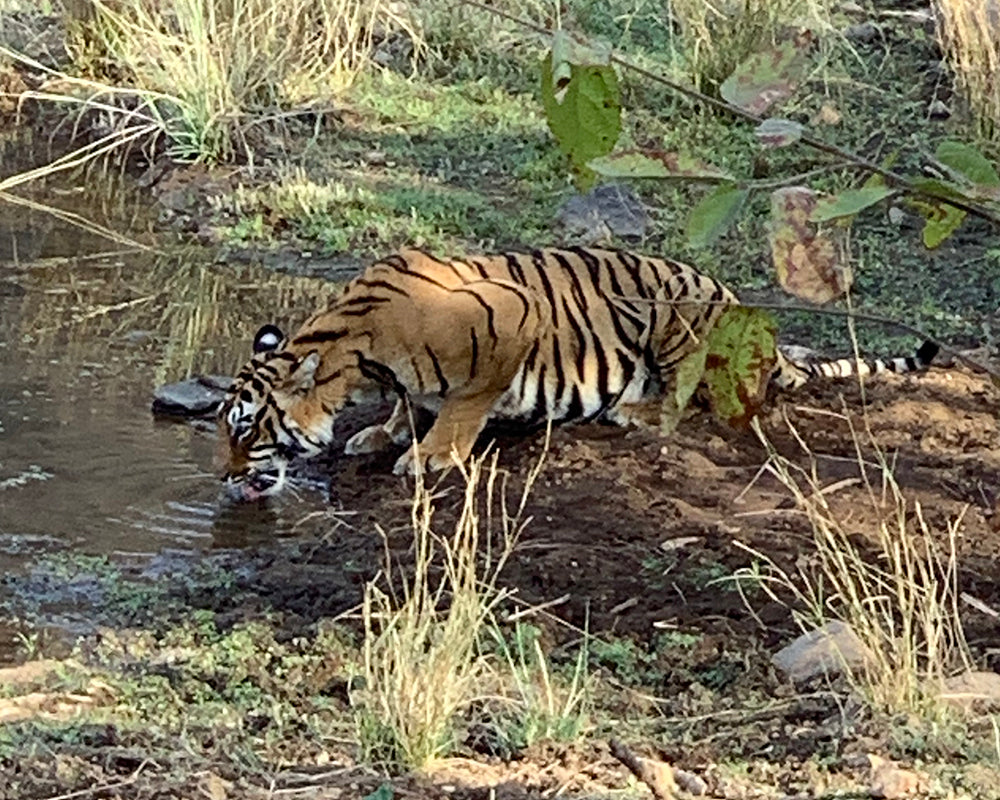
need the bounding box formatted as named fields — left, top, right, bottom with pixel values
left=40, top=760, right=149, bottom=800
left=617, top=293, right=1000, bottom=382
left=458, top=0, right=1000, bottom=227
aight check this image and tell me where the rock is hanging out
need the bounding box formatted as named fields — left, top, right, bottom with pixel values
left=844, top=21, right=880, bottom=42
left=887, top=206, right=908, bottom=226
left=152, top=375, right=232, bottom=417
left=0, top=659, right=62, bottom=688
left=557, top=184, right=649, bottom=243
left=772, top=620, right=874, bottom=683
left=938, top=670, right=1000, bottom=712
left=927, top=99, right=950, bottom=120
left=868, top=754, right=923, bottom=798
left=674, top=768, right=708, bottom=795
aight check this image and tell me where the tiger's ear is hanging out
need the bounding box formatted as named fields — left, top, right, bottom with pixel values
left=283, top=351, right=320, bottom=392
left=253, top=324, right=284, bottom=354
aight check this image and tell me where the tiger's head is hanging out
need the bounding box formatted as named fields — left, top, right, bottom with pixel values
left=218, top=324, right=336, bottom=500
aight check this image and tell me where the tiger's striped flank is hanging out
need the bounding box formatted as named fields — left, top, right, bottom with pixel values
left=218, top=247, right=937, bottom=499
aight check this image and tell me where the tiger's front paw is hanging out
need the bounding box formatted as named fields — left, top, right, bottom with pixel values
left=345, top=425, right=394, bottom=455
left=392, top=446, right=458, bottom=476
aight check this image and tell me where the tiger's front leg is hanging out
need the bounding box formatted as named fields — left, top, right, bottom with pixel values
left=381, top=279, right=546, bottom=476
left=392, top=389, right=506, bottom=475
left=344, top=398, right=413, bottom=455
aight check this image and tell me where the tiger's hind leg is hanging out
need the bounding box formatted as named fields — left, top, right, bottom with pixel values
left=344, top=397, right=414, bottom=456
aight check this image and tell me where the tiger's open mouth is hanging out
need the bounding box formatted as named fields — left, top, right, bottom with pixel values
left=225, top=469, right=282, bottom=501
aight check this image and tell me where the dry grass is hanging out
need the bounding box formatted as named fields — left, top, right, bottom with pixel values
left=935, top=0, right=1000, bottom=146
left=668, top=0, right=836, bottom=90
left=71, top=0, right=417, bottom=161
left=354, top=448, right=544, bottom=769
left=736, top=413, right=971, bottom=720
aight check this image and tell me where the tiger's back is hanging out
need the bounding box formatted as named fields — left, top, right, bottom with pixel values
left=218, top=247, right=934, bottom=498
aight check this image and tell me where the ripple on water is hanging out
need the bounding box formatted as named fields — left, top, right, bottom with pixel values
left=0, top=243, right=341, bottom=564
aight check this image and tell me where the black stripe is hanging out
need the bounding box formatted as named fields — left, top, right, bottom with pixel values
left=381, top=258, right=451, bottom=290
left=565, top=384, right=584, bottom=421
left=292, top=329, right=349, bottom=346
left=532, top=363, right=548, bottom=422
left=314, top=368, right=344, bottom=386
left=340, top=294, right=392, bottom=307
left=551, top=250, right=590, bottom=310
left=409, top=355, right=426, bottom=392
left=454, top=287, right=498, bottom=342
left=530, top=251, right=559, bottom=327
left=504, top=253, right=527, bottom=284
left=468, top=258, right=491, bottom=279
left=493, top=281, right=533, bottom=331
left=355, top=278, right=409, bottom=296
left=469, top=327, right=479, bottom=380
left=551, top=336, right=566, bottom=412
left=425, top=345, right=449, bottom=397
left=615, top=250, right=652, bottom=299
left=524, top=339, right=541, bottom=371
left=562, top=297, right=588, bottom=381
left=358, top=355, right=405, bottom=395
left=592, top=335, right=611, bottom=412
left=611, top=350, right=637, bottom=407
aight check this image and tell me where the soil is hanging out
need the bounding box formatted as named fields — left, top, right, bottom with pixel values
left=4, top=6, right=1000, bottom=798
left=10, top=365, right=1000, bottom=799
left=247, top=365, right=1000, bottom=652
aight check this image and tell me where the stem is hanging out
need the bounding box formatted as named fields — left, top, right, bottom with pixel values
left=458, top=0, right=1000, bottom=227
left=620, top=294, right=1000, bottom=381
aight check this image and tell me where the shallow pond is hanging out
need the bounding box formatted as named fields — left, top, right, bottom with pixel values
left=0, top=176, right=347, bottom=577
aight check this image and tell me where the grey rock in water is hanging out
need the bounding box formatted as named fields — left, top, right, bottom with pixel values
left=152, top=375, right=233, bottom=417
left=557, top=184, right=650, bottom=243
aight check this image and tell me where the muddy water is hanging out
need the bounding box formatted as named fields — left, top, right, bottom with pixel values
left=0, top=181, right=346, bottom=574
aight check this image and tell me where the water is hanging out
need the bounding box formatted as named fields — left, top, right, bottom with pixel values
left=0, top=171, right=346, bottom=571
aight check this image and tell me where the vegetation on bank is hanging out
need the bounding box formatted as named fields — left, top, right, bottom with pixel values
left=2, top=0, right=1000, bottom=797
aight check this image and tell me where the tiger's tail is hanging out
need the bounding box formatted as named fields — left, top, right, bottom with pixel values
left=774, top=340, right=939, bottom=389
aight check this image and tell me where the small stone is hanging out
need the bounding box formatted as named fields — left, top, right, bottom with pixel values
left=868, top=754, right=923, bottom=799
left=927, top=99, right=951, bottom=119
left=772, top=620, right=874, bottom=683
left=674, top=768, right=708, bottom=795
left=844, top=22, right=879, bottom=42
left=152, top=375, right=233, bottom=417
left=938, top=670, right=1000, bottom=712
left=887, top=206, right=908, bottom=226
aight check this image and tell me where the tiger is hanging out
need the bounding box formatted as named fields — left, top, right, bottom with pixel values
left=218, top=246, right=938, bottom=500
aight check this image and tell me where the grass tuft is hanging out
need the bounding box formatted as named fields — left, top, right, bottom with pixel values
left=668, top=0, right=837, bottom=91
left=72, top=0, right=417, bottom=162
left=935, top=0, right=1000, bottom=147
left=353, top=448, right=543, bottom=770
left=735, top=413, right=972, bottom=720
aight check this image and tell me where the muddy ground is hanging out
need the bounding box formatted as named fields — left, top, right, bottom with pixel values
left=5, top=364, right=1000, bottom=799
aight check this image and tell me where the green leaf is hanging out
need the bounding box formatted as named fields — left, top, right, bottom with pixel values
left=809, top=186, right=895, bottom=222
left=909, top=176, right=972, bottom=200
left=589, top=150, right=733, bottom=181
left=703, top=307, right=777, bottom=429
left=719, top=33, right=813, bottom=115
left=363, top=784, right=394, bottom=800
left=921, top=202, right=966, bottom=249
left=541, top=51, right=621, bottom=191
left=549, top=30, right=611, bottom=102
left=687, top=184, right=749, bottom=249
left=935, top=140, right=1000, bottom=188
left=660, top=345, right=708, bottom=435
left=754, top=118, right=804, bottom=148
